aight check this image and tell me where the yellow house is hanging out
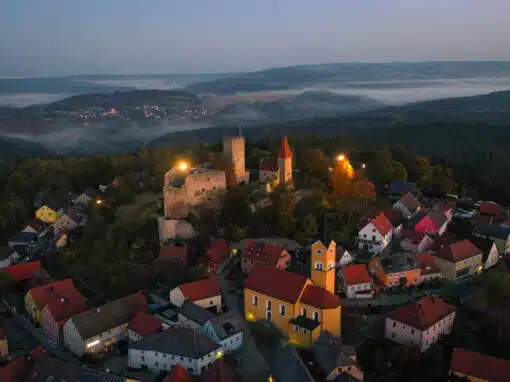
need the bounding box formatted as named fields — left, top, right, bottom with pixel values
left=244, top=241, right=341, bottom=348
left=35, top=201, right=64, bottom=223
left=432, top=239, right=483, bottom=281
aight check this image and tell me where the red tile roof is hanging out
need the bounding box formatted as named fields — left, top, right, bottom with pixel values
left=361, top=207, right=402, bottom=227
left=402, top=228, right=427, bottom=245
left=450, top=348, right=510, bottom=382
left=370, top=213, right=393, bottom=236
left=158, top=246, right=188, bottom=266
left=178, top=278, right=221, bottom=302
left=207, top=239, right=231, bottom=264
left=2, top=261, right=42, bottom=283
left=44, top=287, right=86, bottom=324
left=471, top=214, right=493, bottom=226
left=300, top=284, right=341, bottom=310
left=163, top=364, right=193, bottom=382
left=259, top=158, right=278, bottom=172
left=278, top=136, right=292, bottom=159
left=242, top=240, right=288, bottom=268
left=387, top=296, right=455, bottom=330
left=244, top=264, right=308, bottom=304
left=436, top=239, right=482, bottom=263
left=400, top=193, right=420, bottom=211
left=479, top=201, right=501, bottom=216
left=197, top=359, right=240, bottom=382
left=416, top=253, right=442, bottom=276
left=128, top=312, right=162, bottom=337
left=29, top=279, right=80, bottom=310
left=342, top=264, right=372, bottom=286
left=0, top=357, right=29, bottom=381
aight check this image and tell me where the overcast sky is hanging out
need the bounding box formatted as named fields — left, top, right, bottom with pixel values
left=1, top=0, right=510, bottom=78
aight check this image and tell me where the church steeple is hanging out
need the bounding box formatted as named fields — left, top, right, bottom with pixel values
left=278, top=136, right=293, bottom=185
left=278, top=136, right=292, bottom=159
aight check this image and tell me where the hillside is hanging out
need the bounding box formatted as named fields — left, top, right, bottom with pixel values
left=185, top=61, right=510, bottom=94
left=0, top=136, right=52, bottom=159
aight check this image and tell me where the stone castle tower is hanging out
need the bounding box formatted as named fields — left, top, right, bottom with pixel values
left=223, top=136, right=250, bottom=186
left=310, top=240, right=336, bottom=294
left=278, top=136, right=293, bottom=185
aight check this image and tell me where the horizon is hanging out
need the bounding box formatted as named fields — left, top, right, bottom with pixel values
left=2, top=1, right=510, bottom=77
left=2, top=59, right=510, bottom=80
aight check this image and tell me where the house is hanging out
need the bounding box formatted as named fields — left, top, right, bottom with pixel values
left=63, top=292, right=149, bottom=356
left=449, top=347, right=510, bottom=382
left=178, top=300, right=216, bottom=329
left=361, top=207, right=404, bottom=237
left=25, top=278, right=82, bottom=324
left=385, top=296, right=456, bottom=352
left=205, top=239, right=231, bottom=274
left=197, top=358, right=241, bottom=382
left=23, top=219, right=46, bottom=235
left=163, top=364, right=193, bottom=382
left=340, top=264, right=373, bottom=299
left=42, top=289, right=87, bottom=342
left=400, top=229, right=434, bottom=253
left=312, top=331, right=363, bottom=381
left=74, top=188, right=98, bottom=205
left=388, top=181, right=417, bottom=198
left=393, top=192, right=421, bottom=219
left=357, top=213, right=393, bottom=254
left=0, top=329, right=7, bottom=358
left=0, top=246, right=20, bottom=268
left=370, top=253, right=421, bottom=288
left=201, top=311, right=244, bottom=354
left=473, top=224, right=510, bottom=255
left=479, top=201, right=501, bottom=217
left=35, top=199, right=65, bottom=223
left=128, top=312, right=163, bottom=343
left=470, top=236, right=500, bottom=270
left=265, top=345, right=315, bottom=382
left=127, top=326, right=221, bottom=376
left=241, top=240, right=291, bottom=273
left=336, top=245, right=353, bottom=267
left=8, top=231, right=37, bottom=248
left=2, top=261, right=42, bottom=284
left=244, top=243, right=341, bottom=348
left=414, top=206, right=448, bottom=236
left=415, top=254, right=443, bottom=284
left=158, top=246, right=188, bottom=268
left=438, top=202, right=454, bottom=222
left=170, top=278, right=222, bottom=313
left=25, top=356, right=127, bottom=382
left=432, top=239, right=483, bottom=281
left=55, top=231, right=68, bottom=249
left=53, top=206, right=82, bottom=235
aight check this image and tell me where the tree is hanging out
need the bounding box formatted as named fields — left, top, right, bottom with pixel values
left=267, top=185, right=297, bottom=236
left=296, top=214, right=318, bottom=243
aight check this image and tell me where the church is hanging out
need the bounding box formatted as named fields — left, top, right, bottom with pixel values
left=259, top=136, right=293, bottom=191
left=244, top=240, right=341, bottom=347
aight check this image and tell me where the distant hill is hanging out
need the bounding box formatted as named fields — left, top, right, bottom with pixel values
left=185, top=61, right=510, bottom=94
left=0, top=136, right=52, bottom=159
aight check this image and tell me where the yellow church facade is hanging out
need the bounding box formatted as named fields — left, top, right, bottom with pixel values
left=244, top=240, right=341, bottom=347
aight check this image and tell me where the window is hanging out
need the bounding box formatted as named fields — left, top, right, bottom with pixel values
left=266, top=299, right=272, bottom=311
left=313, top=311, right=319, bottom=321
left=392, top=333, right=395, bottom=339
left=316, top=248, right=323, bottom=255
left=411, top=329, right=415, bottom=335
left=301, top=308, right=307, bottom=317
left=392, top=322, right=396, bottom=328
left=280, top=304, right=286, bottom=316
left=363, top=234, right=367, bottom=238
left=303, top=329, right=307, bottom=334
left=372, top=235, right=376, bottom=241
left=294, top=326, right=299, bottom=332
left=315, top=261, right=323, bottom=271
left=328, top=260, right=335, bottom=270
left=253, top=295, right=258, bottom=306
left=266, top=311, right=272, bottom=321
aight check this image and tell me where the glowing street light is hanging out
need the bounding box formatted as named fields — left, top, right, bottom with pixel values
left=337, top=154, right=346, bottom=161
left=177, top=161, right=189, bottom=171
left=96, top=199, right=103, bottom=205
left=361, top=163, right=367, bottom=169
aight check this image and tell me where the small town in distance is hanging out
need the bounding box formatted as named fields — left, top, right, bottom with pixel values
left=1, top=132, right=509, bottom=382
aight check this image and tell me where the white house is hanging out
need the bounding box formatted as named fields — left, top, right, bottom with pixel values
left=169, top=278, right=222, bottom=313
left=127, top=326, right=221, bottom=376
left=358, top=213, right=393, bottom=254
left=178, top=301, right=216, bottom=330
left=340, top=264, right=373, bottom=299
left=393, top=193, right=421, bottom=219
left=401, top=229, right=434, bottom=253
left=53, top=207, right=81, bottom=235
left=63, top=293, right=148, bottom=356
left=200, top=311, right=244, bottom=354
left=470, top=237, right=500, bottom=270
left=335, top=246, right=353, bottom=268
left=385, top=296, right=456, bottom=352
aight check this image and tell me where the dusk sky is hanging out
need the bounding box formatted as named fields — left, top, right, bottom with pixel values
left=1, top=0, right=509, bottom=78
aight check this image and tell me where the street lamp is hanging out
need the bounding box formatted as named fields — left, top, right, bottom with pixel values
left=337, top=154, right=345, bottom=161
left=96, top=199, right=103, bottom=205
left=177, top=161, right=189, bottom=171
left=361, top=163, right=367, bottom=169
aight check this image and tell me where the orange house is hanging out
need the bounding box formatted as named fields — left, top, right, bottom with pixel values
left=244, top=241, right=341, bottom=348
left=370, top=252, right=421, bottom=288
